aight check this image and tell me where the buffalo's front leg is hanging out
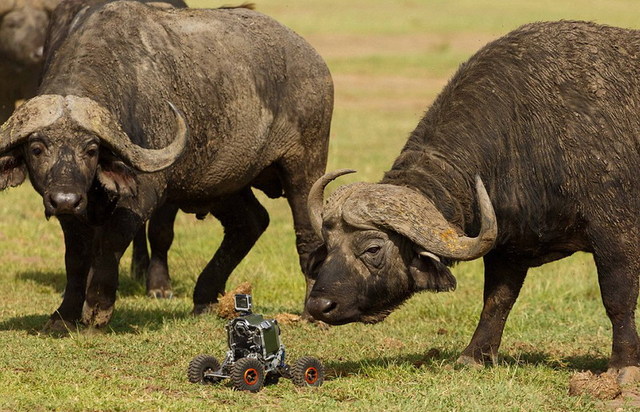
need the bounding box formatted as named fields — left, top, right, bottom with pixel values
left=279, top=156, right=327, bottom=320
left=82, top=208, right=144, bottom=327
left=192, top=189, right=269, bottom=314
left=458, top=252, right=528, bottom=365
left=43, top=216, right=94, bottom=333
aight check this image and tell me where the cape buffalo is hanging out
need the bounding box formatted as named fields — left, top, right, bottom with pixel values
left=44, top=0, right=212, bottom=301
left=0, top=0, right=60, bottom=121
left=0, top=1, right=332, bottom=330
left=306, top=21, right=640, bottom=383
left=0, top=0, right=187, bottom=121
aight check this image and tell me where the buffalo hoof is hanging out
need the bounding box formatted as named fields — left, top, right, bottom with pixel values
left=42, top=318, right=78, bottom=335
left=147, top=288, right=174, bottom=299
left=81, top=302, right=114, bottom=328
left=609, top=366, right=640, bottom=385
left=191, top=303, right=218, bottom=316
left=455, top=355, right=485, bottom=368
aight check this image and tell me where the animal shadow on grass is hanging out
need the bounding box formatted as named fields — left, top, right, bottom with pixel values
left=2, top=270, right=189, bottom=335
left=0, top=306, right=191, bottom=335
left=0, top=314, right=51, bottom=334
left=103, top=306, right=192, bottom=334
left=17, top=270, right=66, bottom=293
left=501, top=350, right=609, bottom=373
left=324, top=347, right=609, bottom=379
left=15, top=269, right=152, bottom=298
left=323, top=348, right=461, bottom=380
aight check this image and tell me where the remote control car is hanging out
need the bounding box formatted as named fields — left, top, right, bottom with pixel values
left=187, top=294, right=325, bottom=392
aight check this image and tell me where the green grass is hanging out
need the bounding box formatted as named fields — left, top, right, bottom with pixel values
left=2, top=0, right=640, bottom=410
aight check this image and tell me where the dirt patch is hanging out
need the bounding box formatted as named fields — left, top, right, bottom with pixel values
left=274, top=313, right=302, bottom=325
left=380, top=337, right=405, bottom=350
left=333, top=73, right=444, bottom=111
left=216, top=282, right=252, bottom=319
left=569, top=371, right=640, bottom=408
left=569, top=371, right=621, bottom=400
left=306, top=32, right=498, bottom=59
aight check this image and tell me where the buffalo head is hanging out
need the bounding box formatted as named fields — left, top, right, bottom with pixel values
left=0, top=0, right=60, bottom=65
left=0, top=94, right=187, bottom=218
left=305, top=169, right=497, bottom=324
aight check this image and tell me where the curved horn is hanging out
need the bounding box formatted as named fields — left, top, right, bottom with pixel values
left=42, top=0, right=62, bottom=11
left=307, top=169, right=356, bottom=238
left=0, top=95, right=65, bottom=153
left=66, top=96, right=188, bottom=172
left=0, top=0, right=16, bottom=15
left=342, top=175, right=497, bottom=261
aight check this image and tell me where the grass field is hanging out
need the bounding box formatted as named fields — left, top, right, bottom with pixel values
left=1, top=0, right=639, bottom=410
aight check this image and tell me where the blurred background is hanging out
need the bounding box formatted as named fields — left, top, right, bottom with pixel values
left=1, top=1, right=639, bottom=410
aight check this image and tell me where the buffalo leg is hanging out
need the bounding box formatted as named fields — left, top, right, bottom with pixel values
left=130, top=225, right=149, bottom=282
left=146, top=203, right=178, bottom=298
left=279, top=158, right=327, bottom=319
left=192, top=189, right=269, bottom=314
left=458, top=252, right=528, bottom=365
left=43, top=216, right=94, bottom=332
left=81, top=209, right=145, bottom=327
left=592, top=242, right=640, bottom=383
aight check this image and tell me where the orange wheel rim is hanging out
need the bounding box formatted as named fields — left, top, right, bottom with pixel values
left=244, top=368, right=259, bottom=385
left=304, top=367, right=318, bottom=384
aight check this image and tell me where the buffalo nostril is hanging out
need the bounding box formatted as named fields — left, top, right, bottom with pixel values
left=48, top=192, right=84, bottom=214
left=307, top=296, right=337, bottom=316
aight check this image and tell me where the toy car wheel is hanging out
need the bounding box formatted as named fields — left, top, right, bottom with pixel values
left=291, top=356, right=324, bottom=387
left=187, top=354, right=221, bottom=384
left=231, top=357, right=265, bottom=392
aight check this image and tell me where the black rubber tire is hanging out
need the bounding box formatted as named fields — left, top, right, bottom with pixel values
left=231, top=357, right=265, bottom=392
left=291, top=356, right=324, bottom=387
left=187, top=354, right=220, bottom=384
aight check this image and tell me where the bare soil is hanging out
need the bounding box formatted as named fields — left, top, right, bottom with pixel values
left=305, top=32, right=498, bottom=59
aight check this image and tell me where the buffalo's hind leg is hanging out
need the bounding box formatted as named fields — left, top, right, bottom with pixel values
left=130, top=225, right=149, bottom=282
left=191, top=188, right=269, bottom=315
left=129, top=204, right=178, bottom=298
left=592, top=239, right=640, bottom=384
left=458, top=252, right=528, bottom=365
left=146, top=203, right=178, bottom=298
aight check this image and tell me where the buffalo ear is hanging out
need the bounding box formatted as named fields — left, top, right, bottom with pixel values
left=0, top=153, right=27, bottom=190
left=97, top=156, right=138, bottom=197
left=409, top=251, right=456, bottom=292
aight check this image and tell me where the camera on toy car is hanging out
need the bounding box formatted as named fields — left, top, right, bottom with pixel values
left=187, top=294, right=325, bottom=392
left=234, top=294, right=252, bottom=313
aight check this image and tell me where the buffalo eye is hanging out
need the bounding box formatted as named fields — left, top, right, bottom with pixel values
left=4, top=17, right=21, bottom=29
left=365, top=246, right=381, bottom=255
left=358, top=242, right=385, bottom=269
left=29, top=142, right=45, bottom=157
left=85, top=144, right=98, bottom=158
